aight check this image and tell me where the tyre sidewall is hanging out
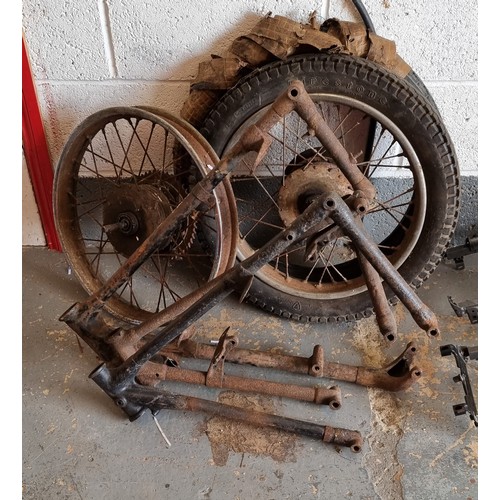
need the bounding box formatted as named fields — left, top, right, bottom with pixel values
left=201, top=54, right=459, bottom=322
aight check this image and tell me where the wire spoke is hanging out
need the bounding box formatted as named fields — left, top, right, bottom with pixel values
left=317, top=245, right=334, bottom=285
left=367, top=138, right=397, bottom=179
left=102, top=128, right=120, bottom=178
left=357, top=153, right=407, bottom=167
left=78, top=159, right=121, bottom=187
left=112, top=120, right=140, bottom=182
left=137, top=123, right=156, bottom=177
left=151, top=252, right=169, bottom=312
left=362, top=126, right=387, bottom=176
left=371, top=200, right=409, bottom=229
left=241, top=203, right=281, bottom=239
left=303, top=255, right=321, bottom=283
left=77, top=198, right=107, bottom=219
left=88, top=226, right=107, bottom=271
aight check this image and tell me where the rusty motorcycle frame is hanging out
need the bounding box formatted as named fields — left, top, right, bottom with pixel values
left=60, top=81, right=439, bottom=453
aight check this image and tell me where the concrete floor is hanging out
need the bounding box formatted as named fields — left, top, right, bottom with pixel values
left=22, top=247, right=478, bottom=499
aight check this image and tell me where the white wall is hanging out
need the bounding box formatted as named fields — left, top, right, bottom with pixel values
left=22, top=0, right=477, bottom=242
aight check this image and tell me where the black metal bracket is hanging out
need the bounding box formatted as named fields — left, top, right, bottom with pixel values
left=448, top=296, right=478, bottom=324
left=444, top=236, right=478, bottom=270
left=440, top=344, right=478, bottom=427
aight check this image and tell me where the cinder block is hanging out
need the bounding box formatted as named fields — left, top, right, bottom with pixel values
left=361, top=0, right=477, bottom=81
left=27, top=1, right=477, bottom=177
left=109, top=0, right=324, bottom=80
left=429, top=84, right=478, bottom=174
left=23, top=0, right=108, bottom=80
left=35, top=81, right=191, bottom=166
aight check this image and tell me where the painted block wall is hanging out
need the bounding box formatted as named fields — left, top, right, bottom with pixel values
left=22, top=0, right=477, bottom=244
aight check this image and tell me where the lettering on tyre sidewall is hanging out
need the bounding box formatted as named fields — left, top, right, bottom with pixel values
left=304, top=77, right=388, bottom=105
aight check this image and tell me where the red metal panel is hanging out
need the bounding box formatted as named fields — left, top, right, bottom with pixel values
left=22, top=36, right=61, bottom=251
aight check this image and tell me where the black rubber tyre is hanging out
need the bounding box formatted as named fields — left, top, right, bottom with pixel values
left=405, top=69, right=440, bottom=115
left=201, top=53, right=460, bottom=323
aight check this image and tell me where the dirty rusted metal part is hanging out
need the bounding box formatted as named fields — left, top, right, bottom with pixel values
left=161, top=339, right=421, bottom=393
left=138, top=361, right=342, bottom=409
left=286, top=81, right=377, bottom=201
left=324, top=190, right=440, bottom=337
left=357, top=250, right=398, bottom=342
left=139, top=328, right=342, bottom=409
left=90, top=364, right=362, bottom=452
left=105, top=192, right=339, bottom=387
left=277, top=162, right=353, bottom=227
left=60, top=306, right=120, bottom=364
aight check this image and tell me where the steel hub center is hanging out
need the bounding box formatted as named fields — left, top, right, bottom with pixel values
left=278, top=162, right=354, bottom=227
left=103, top=183, right=195, bottom=258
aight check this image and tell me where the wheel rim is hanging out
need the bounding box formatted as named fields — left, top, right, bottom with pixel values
left=222, top=94, right=426, bottom=299
left=54, top=108, right=236, bottom=322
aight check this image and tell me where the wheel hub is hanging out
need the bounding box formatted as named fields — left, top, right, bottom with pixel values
left=103, top=183, right=195, bottom=257
left=278, top=162, right=354, bottom=227
left=116, top=212, right=140, bottom=235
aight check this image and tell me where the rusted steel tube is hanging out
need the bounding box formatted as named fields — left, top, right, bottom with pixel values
left=162, top=340, right=421, bottom=392
left=122, top=385, right=362, bottom=452
left=357, top=250, right=398, bottom=342
left=309, top=345, right=325, bottom=377
left=112, top=193, right=338, bottom=385
left=288, top=80, right=376, bottom=201
left=139, top=364, right=342, bottom=409
left=167, top=339, right=311, bottom=372
left=328, top=192, right=440, bottom=336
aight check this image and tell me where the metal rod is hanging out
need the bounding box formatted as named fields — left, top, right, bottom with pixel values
left=289, top=80, right=377, bottom=200
left=327, top=191, right=440, bottom=336
left=90, top=367, right=363, bottom=452
left=357, top=250, right=398, bottom=342
left=161, top=339, right=421, bottom=392
left=139, top=364, right=342, bottom=409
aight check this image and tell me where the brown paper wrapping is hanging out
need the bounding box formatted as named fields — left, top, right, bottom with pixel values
left=181, top=14, right=412, bottom=127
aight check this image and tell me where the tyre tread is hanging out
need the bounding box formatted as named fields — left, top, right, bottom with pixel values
left=201, top=53, right=460, bottom=323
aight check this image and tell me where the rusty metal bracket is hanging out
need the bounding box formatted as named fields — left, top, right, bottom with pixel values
left=136, top=328, right=344, bottom=409
left=448, top=296, right=478, bottom=324
left=206, top=327, right=237, bottom=387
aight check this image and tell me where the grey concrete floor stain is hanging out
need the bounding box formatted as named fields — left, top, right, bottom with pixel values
left=22, top=248, right=478, bottom=499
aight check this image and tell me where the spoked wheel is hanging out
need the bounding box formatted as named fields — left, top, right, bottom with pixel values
left=54, top=107, right=238, bottom=324
left=201, top=53, right=460, bottom=322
